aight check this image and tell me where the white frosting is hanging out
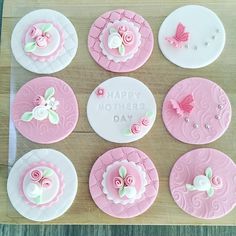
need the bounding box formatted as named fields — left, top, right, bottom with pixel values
left=32, top=106, right=49, bottom=121
left=102, top=160, right=147, bottom=205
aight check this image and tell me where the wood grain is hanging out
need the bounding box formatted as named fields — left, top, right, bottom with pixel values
left=1, top=0, right=236, bottom=224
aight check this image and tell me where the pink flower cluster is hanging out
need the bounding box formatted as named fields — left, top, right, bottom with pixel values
left=113, top=175, right=135, bottom=189
left=30, top=169, right=52, bottom=188
left=130, top=116, right=150, bottom=134
left=29, top=26, right=50, bottom=48
left=118, top=25, right=134, bottom=46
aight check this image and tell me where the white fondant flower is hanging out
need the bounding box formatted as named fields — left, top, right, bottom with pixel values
left=46, top=97, right=59, bottom=110
left=26, top=182, right=42, bottom=198
left=124, top=186, right=137, bottom=199
left=32, top=105, right=49, bottom=121
left=108, top=31, right=123, bottom=49
left=186, top=167, right=221, bottom=198
left=193, top=175, right=211, bottom=191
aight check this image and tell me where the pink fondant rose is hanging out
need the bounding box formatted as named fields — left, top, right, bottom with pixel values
left=141, top=117, right=150, bottom=126
left=35, top=36, right=48, bottom=48
left=122, top=31, right=134, bottom=45
left=131, top=123, right=141, bottom=134
left=118, top=25, right=128, bottom=35
left=30, top=26, right=42, bottom=39
left=40, top=178, right=52, bottom=188
left=124, top=175, right=135, bottom=186
left=96, top=87, right=105, bottom=97
left=210, top=176, right=223, bottom=189
left=30, top=169, right=43, bottom=181
left=33, top=95, right=46, bottom=106
left=113, top=176, right=124, bottom=188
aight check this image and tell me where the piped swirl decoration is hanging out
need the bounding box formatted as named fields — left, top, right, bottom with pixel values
left=21, top=87, right=60, bottom=125
left=186, top=167, right=223, bottom=198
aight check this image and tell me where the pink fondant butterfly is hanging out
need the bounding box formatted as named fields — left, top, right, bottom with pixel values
left=170, top=94, right=194, bottom=116
left=165, top=23, right=190, bottom=48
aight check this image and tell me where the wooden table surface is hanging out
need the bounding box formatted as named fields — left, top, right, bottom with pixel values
left=1, top=0, right=236, bottom=225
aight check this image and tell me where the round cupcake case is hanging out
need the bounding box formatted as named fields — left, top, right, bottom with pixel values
left=7, top=149, right=78, bottom=222
left=11, top=9, right=78, bottom=74
left=88, top=9, right=154, bottom=72
left=162, top=77, right=231, bottom=145
left=12, top=76, right=79, bottom=144
left=169, top=148, right=236, bottom=219
left=87, top=76, right=157, bottom=143
left=89, top=147, right=159, bottom=218
left=158, top=5, right=225, bottom=68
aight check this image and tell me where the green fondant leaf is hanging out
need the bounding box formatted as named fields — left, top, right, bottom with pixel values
left=146, top=111, right=154, bottom=118
left=119, top=44, right=125, bottom=56
left=124, top=129, right=132, bottom=136
left=207, top=187, right=214, bottom=198
left=205, top=167, right=213, bottom=179
left=34, top=195, right=42, bottom=204
left=119, top=187, right=126, bottom=198
left=186, top=184, right=196, bottom=191
left=41, top=23, right=53, bottom=33
left=44, top=87, right=55, bottom=101
left=24, top=42, right=36, bottom=52
left=48, top=110, right=59, bottom=125
left=21, top=112, right=34, bottom=122
left=119, top=166, right=127, bottom=178
left=43, top=168, right=53, bottom=177
left=109, top=27, right=117, bottom=34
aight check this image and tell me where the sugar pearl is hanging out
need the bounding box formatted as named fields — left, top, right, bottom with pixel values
left=193, top=123, right=199, bottom=128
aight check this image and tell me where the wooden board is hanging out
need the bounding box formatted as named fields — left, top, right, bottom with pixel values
left=1, top=0, right=236, bottom=224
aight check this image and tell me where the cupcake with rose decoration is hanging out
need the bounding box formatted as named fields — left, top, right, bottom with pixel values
left=12, top=76, right=79, bottom=144
left=169, top=148, right=236, bottom=219
left=7, top=149, right=78, bottom=222
left=89, top=147, right=159, bottom=218
left=88, top=9, right=154, bottom=72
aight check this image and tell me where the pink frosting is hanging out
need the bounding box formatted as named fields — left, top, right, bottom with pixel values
left=40, top=178, right=52, bottom=188
left=124, top=175, right=135, bottom=186
left=30, top=26, right=42, bottom=38
left=23, top=20, right=64, bottom=62
left=19, top=161, right=64, bottom=208
left=141, top=117, right=150, bottom=126
left=211, top=176, right=223, bottom=189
